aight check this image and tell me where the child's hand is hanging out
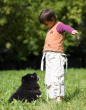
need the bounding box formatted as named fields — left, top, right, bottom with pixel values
left=72, top=30, right=78, bottom=35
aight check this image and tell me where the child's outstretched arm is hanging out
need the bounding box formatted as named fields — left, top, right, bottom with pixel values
left=56, top=23, right=78, bottom=35
left=71, top=30, right=78, bottom=35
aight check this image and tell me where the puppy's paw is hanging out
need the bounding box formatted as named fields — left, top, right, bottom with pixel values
left=36, top=95, right=42, bottom=98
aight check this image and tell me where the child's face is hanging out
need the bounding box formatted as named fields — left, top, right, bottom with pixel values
left=43, top=20, right=56, bottom=29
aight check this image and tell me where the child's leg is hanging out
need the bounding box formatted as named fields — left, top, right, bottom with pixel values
left=46, top=76, right=64, bottom=100
left=45, top=52, right=67, bottom=100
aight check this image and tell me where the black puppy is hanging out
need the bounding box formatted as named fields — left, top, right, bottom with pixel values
left=9, top=73, right=41, bottom=103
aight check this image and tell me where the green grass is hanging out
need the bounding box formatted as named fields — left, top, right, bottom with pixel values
left=0, top=68, right=86, bottom=110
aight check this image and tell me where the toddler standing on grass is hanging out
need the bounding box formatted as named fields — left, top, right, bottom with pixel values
left=39, top=9, right=78, bottom=102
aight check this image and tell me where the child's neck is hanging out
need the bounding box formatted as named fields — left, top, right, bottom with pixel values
left=50, top=21, right=57, bottom=29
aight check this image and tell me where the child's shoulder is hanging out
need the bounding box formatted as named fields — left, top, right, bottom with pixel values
left=57, top=21, right=63, bottom=25
left=56, top=22, right=65, bottom=28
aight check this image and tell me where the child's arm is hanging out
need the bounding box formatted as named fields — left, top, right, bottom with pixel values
left=56, top=23, right=78, bottom=34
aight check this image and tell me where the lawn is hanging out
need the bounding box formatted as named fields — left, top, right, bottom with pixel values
left=0, top=68, right=86, bottom=110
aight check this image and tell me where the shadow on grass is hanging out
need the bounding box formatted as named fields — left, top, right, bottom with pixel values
left=63, top=88, right=81, bottom=102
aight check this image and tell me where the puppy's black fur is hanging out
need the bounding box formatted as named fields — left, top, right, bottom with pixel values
left=9, top=73, right=41, bottom=103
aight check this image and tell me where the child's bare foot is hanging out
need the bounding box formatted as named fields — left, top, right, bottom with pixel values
left=57, top=96, right=63, bottom=102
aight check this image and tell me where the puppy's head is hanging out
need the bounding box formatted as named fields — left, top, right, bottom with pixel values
left=22, top=72, right=39, bottom=83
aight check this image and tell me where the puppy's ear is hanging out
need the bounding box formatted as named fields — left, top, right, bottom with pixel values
left=30, top=73, right=37, bottom=79
left=22, top=74, right=30, bottom=81
left=33, top=72, right=37, bottom=75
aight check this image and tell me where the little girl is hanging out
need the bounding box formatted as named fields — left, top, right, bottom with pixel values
left=39, top=9, right=78, bottom=102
